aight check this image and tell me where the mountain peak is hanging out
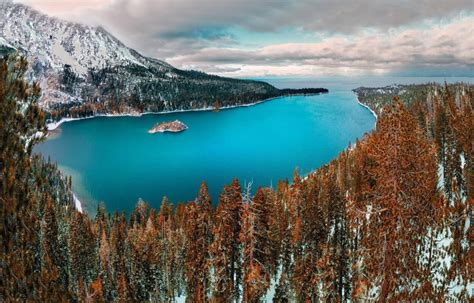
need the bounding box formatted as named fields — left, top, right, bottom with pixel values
left=1, top=2, right=153, bottom=75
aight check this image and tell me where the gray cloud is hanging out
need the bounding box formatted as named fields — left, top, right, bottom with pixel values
left=167, top=16, right=474, bottom=77
left=15, top=0, right=474, bottom=75
left=18, top=0, right=473, bottom=55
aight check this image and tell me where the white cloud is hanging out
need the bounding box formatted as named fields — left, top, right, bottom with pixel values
left=168, top=16, right=474, bottom=77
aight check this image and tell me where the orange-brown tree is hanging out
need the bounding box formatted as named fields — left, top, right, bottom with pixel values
left=184, top=182, right=212, bottom=302
left=211, top=179, right=243, bottom=301
left=357, top=99, right=439, bottom=301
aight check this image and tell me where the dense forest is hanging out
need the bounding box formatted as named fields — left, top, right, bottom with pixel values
left=45, top=72, right=329, bottom=123
left=1, top=55, right=472, bottom=302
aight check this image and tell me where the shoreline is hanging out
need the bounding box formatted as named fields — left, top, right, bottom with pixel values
left=46, top=96, right=287, bottom=131
left=302, top=93, right=378, bottom=183
left=355, top=98, right=378, bottom=120
left=357, top=100, right=378, bottom=119
left=46, top=92, right=328, bottom=131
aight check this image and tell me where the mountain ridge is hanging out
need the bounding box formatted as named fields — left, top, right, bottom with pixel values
left=1, top=2, right=327, bottom=121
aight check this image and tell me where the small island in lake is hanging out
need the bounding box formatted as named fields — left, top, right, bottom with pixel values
left=279, top=88, right=329, bottom=95
left=148, top=120, right=188, bottom=134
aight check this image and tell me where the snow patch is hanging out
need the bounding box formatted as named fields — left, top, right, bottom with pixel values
left=437, top=164, right=445, bottom=191
left=0, top=36, right=13, bottom=48
left=52, top=40, right=87, bottom=75
left=72, top=193, right=83, bottom=213
left=265, top=266, right=282, bottom=302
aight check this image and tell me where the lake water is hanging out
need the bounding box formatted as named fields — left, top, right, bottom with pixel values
left=35, top=76, right=472, bottom=214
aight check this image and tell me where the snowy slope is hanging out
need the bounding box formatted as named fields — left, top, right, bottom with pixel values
left=1, top=3, right=171, bottom=76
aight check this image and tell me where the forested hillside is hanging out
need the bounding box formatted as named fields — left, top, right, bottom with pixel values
left=1, top=55, right=472, bottom=302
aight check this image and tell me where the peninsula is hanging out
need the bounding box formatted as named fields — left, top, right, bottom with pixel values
left=148, top=120, right=188, bottom=134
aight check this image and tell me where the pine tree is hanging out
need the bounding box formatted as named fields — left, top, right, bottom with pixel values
left=293, top=179, right=329, bottom=301
left=252, top=188, right=272, bottom=273
left=197, top=182, right=212, bottom=301
left=127, top=221, right=149, bottom=301
left=109, top=212, right=128, bottom=300
left=116, top=272, right=131, bottom=303
left=38, top=253, right=70, bottom=301
left=211, top=185, right=233, bottom=301
left=42, top=195, right=68, bottom=286
left=433, top=95, right=447, bottom=165
left=274, top=180, right=292, bottom=275
left=69, top=212, right=96, bottom=294
left=241, top=202, right=268, bottom=302
left=185, top=182, right=212, bottom=302
left=360, top=99, right=438, bottom=301
left=241, top=188, right=271, bottom=302
left=211, top=179, right=243, bottom=301
left=326, top=166, right=351, bottom=301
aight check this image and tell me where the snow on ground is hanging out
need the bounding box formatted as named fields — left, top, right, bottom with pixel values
left=0, top=36, right=13, bottom=48
left=264, top=266, right=282, bottom=302
left=264, top=277, right=278, bottom=302
left=52, top=40, right=87, bottom=76
left=72, top=193, right=82, bottom=213
left=432, top=226, right=473, bottom=298
left=171, top=269, right=282, bottom=302
left=437, top=164, right=445, bottom=191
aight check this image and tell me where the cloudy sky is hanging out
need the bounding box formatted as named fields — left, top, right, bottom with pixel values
left=15, top=0, right=474, bottom=77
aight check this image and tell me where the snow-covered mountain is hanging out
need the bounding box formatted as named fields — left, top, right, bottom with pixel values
left=0, top=2, right=281, bottom=116
left=1, top=2, right=172, bottom=75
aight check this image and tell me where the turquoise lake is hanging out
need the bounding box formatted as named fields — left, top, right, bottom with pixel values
left=35, top=77, right=471, bottom=214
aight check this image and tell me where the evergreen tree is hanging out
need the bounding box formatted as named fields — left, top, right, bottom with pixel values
left=252, top=188, right=272, bottom=273
left=69, top=212, right=96, bottom=294
left=241, top=188, right=271, bottom=302
left=185, top=182, right=212, bottom=302
left=360, top=99, right=438, bottom=301
left=211, top=179, right=243, bottom=301
left=42, top=195, right=68, bottom=285
left=293, top=180, right=329, bottom=301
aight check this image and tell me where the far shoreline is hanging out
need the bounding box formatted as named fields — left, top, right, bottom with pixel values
left=46, top=92, right=328, bottom=131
